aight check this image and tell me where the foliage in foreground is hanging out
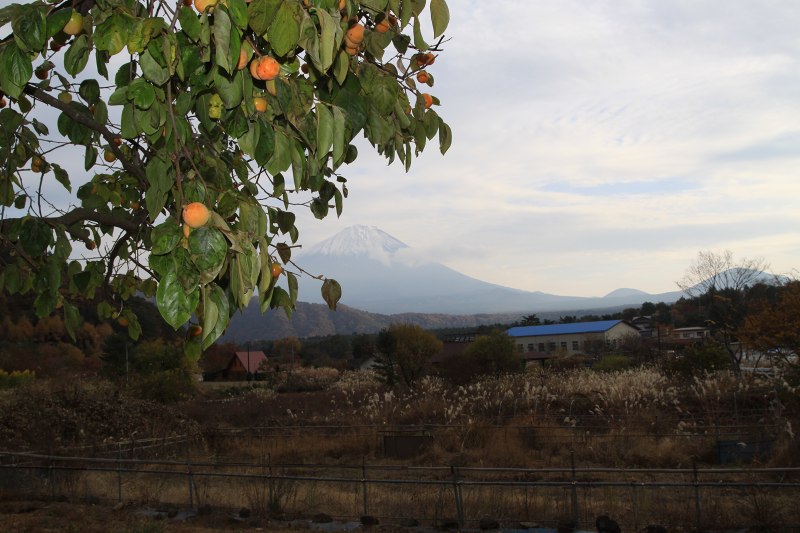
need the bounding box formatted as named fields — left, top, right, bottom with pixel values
left=0, top=0, right=452, bottom=357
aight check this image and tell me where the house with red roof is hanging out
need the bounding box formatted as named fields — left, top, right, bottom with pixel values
left=223, top=350, right=268, bottom=380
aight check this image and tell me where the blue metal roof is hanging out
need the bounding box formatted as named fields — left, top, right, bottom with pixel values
left=507, top=320, right=624, bottom=337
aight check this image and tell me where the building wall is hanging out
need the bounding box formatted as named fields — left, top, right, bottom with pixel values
left=513, top=323, right=640, bottom=355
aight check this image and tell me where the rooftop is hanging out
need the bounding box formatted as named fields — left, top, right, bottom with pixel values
left=507, top=320, right=624, bottom=337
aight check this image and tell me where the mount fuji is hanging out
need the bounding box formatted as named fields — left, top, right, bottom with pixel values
left=293, top=225, right=684, bottom=315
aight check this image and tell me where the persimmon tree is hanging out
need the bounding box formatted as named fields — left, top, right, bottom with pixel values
left=0, top=0, right=452, bottom=357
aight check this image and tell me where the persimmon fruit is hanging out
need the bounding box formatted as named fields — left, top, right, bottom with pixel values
left=253, top=97, right=268, bottom=112
left=103, top=149, right=116, bottom=163
left=250, top=56, right=280, bottom=81
left=416, top=71, right=429, bottom=84
left=62, top=11, right=83, bottom=36
left=183, top=202, right=211, bottom=229
left=422, top=93, right=433, bottom=109
left=346, top=23, right=365, bottom=45
left=271, top=263, right=283, bottom=278
left=194, top=0, right=219, bottom=12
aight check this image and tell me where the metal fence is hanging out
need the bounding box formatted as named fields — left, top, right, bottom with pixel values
left=2, top=451, right=799, bottom=531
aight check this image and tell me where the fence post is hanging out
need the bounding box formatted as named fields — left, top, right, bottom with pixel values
left=187, top=454, right=195, bottom=510
left=268, top=453, right=274, bottom=512
left=261, top=453, right=267, bottom=514
left=361, top=456, right=369, bottom=517
left=693, top=460, right=701, bottom=531
left=630, top=482, right=638, bottom=531
left=570, top=449, right=579, bottom=527
left=451, top=465, right=464, bottom=528
left=117, top=445, right=123, bottom=502
left=49, top=459, right=55, bottom=500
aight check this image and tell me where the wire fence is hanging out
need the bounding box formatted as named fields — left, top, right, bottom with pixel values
left=2, top=450, right=799, bottom=531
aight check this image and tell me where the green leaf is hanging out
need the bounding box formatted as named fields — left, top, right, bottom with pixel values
left=266, top=129, right=292, bottom=175
left=140, top=48, right=169, bottom=85
left=332, top=105, right=345, bottom=165
left=57, top=104, right=93, bottom=144
left=84, top=145, right=97, bottom=170
left=79, top=79, right=101, bottom=104
left=63, top=34, right=91, bottom=76
left=127, top=78, right=156, bottom=109
left=429, top=0, right=449, bottom=38
left=178, top=6, right=201, bottom=40
left=360, top=0, right=388, bottom=10
left=316, top=104, right=333, bottom=158
left=287, top=270, right=298, bottom=305
left=247, top=0, right=281, bottom=35
left=151, top=218, right=182, bottom=255
left=269, top=0, right=302, bottom=57
left=438, top=119, right=452, bottom=154
left=203, top=283, right=230, bottom=349
left=228, top=0, right=249, bottom=29
left=321, top=278, right=341, bottom=310
left=63, top=301, right=82, bottom=342
left=412, top=16, right=429, bottom=50
left=51, top=164, right=71, bottom=192
left=46, top=9, right=72, bottom=40
left=156, top=269, right=198, bottom=330
left=95, top=13, right=130, bottom=56
left=214, top=66, right=243, bottom=109
left=333, top=48, right=348, bottom=84
left=0, top=42, right=32, bottom=99
left=310, top=197, right=328, bottom=219
left=12, top=6, right=47, bottom=54
left=212, top=7, right=233, bottom=74
left=316, top=8, right=339, bottom=72
left=188, top=226, right=228, bottom=282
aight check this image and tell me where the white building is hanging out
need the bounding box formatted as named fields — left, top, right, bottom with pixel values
left=507, top=320, right=641, bottom=355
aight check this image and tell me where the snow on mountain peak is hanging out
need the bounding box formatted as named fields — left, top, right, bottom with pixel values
left=304, top=225, right=408, bottom=260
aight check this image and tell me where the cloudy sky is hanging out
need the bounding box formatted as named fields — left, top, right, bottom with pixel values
left=295, top=1, right=800, bottom=297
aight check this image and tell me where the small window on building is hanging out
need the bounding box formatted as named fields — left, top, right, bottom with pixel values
left=696, top=331, right=704, bottom=338
left=547, top=342, right=556, bottom=352
left=527, top=343, right=534, bottom=352
left=538, top=343, right=545, bottom=352
left=682, top=332, right=691, bottom=339
left=572, top=341, right=579, bottom=350
left=560, top=341, right=567, bottom=349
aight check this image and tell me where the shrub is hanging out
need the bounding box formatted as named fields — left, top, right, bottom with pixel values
left=664, top=343, right=733, bottom=377
left=593, top=354, right=634, bottom=372
left=0, top=369, right=35, bottom=389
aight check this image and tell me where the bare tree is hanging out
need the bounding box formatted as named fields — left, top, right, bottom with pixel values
left=678, top=250, right=772, bottom=297
left=677, top=250, right=774, bottom=374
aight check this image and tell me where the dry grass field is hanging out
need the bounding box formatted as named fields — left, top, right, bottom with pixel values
left=2, top=366, right=799, bottom=531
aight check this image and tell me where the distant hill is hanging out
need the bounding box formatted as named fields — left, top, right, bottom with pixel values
left=293, top=225, right=685, bottom=315
left=221, top=301, right=523, bottom=342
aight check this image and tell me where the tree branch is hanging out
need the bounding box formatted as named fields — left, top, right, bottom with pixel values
left=22, top=84, right=147, bottom=184
left=1, top=207, right=144, bottom=235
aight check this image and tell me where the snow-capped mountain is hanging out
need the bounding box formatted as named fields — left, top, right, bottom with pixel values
left=294, top=226, right=684, bottom=314
left=304, top=225, right=408, bottom=258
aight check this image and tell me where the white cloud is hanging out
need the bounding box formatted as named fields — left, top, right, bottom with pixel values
left=296, top=0, right=800, bottom=298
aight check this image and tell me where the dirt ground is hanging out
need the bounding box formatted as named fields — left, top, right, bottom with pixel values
left=0, top=499, right=311, bottom=533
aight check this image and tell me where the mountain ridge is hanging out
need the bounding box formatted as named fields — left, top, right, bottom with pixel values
left=294, top=225, right=685, bottom=314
